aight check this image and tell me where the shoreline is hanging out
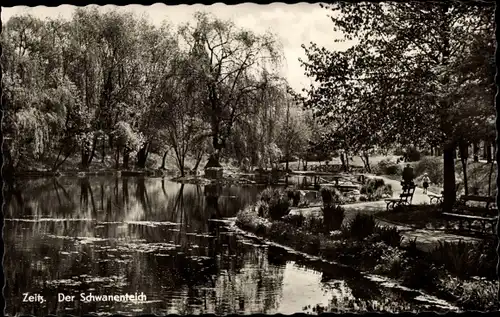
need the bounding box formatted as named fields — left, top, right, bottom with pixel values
left=234, top=207, right=497, bottom=312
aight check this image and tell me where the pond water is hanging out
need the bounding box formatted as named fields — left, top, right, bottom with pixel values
left=4, top=176, right=454, bottom=315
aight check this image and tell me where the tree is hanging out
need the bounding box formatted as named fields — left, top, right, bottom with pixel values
left=158, top=54, right=211, bottom=177
left=299, top=2, right=495, bottom=211
left=178, top=12, right=283, bottom=166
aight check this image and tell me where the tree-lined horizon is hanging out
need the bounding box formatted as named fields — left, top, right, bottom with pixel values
left=2, top=8, right=313, bottom=176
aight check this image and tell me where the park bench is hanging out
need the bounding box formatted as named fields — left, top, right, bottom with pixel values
left=442, top=212, right=497, bottom=234
left=385, top=184, right=416, bottom=211
left=455, top=195, right=497, bottom=215
left=441, top=195, right=497, bottom=234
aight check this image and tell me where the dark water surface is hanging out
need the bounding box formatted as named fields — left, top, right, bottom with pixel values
left=5, top=176, right=454, bottom=316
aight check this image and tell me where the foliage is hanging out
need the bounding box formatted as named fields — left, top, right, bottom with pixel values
left=319, top=187, right=343, bottom=205
left=401, top=257, right=440, bottom=290
left=430, top=239, right=497, bottom=279
left=414, top=156, right=443, bottom=184
left=286, top=188, right=302, bottom=207
left=346, top=213, right=377, bottom=240
left=255, top=200, right=270, bottom=218
left=2, top=9, right=287, bottom=174
left=374, top=158, right=402, bottom=176
left=443, top=278, right=498, bottom=311
left=405, top=146, right=421, bottom=162
left=296, top=2, right=495, bottom=212
left=257, top=188, right=290, bottom=220
left=322, top=204, right=345, bottom=232
left=369, top=226, right=404, bottom=247
left=360, top=178, right=393, bottom=200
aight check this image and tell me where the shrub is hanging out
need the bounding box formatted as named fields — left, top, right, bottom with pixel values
left=286, top=188, right=301, bottom=207
left=258, top=187, right=275, bottom=203
left=430, top=239, right=497, bottom=279
left=320, top=187, right=334, bottom=205
left=375, top=158, right=402, bottom=176
left=347, top=213, right=377, bottom=240
left=282, top=213, right=305, bottom=227
left=322, top=204, right=345, bottom=232
left=255, top=200, right=269, bottom=218
left=452, top=279, right=498, bottom=311
left=360, top=178, right=393, bottom=200
left=401, top=257, right=439, bottom=290
left=371, top=226, right=403, bottom=247
left=258, top=188, right=290, bottom=220
left=302, top=215, right=325, bottom=234
left=414, top=156, right=443, bottom=184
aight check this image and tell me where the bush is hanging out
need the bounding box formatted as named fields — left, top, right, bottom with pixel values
left=322, top=204, right=345, bottom=232
left=286, top=188, right=301, bottom=207
left=346, top=213, right=377, bottom=240
left=401, top=257, right=439, bottom=290
left=256, top=200, right=269, bottom=218
left=258, top=187, right=275, bottom=203
left=371, top=226, right=404, bottom=247
left=258, top=188, right=290, bottom=220
left=375, top=158, right=402, bottom=176
left=282, top=213, right=305, bottom=227
left=302, top=215, right=326, bottom=234
left=360, top=178, right=393, bottom=200
left=430, top=239, right=497, bottom=279
left=414, top=156, right=443, bottom=184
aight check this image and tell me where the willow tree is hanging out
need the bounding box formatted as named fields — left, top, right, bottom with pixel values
left=300, top=2, right=494, bottom=212
left=178, top=12, right=284, bottom=167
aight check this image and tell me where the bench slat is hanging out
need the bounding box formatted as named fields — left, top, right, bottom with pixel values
left=442, top=212, right=497, bottom=221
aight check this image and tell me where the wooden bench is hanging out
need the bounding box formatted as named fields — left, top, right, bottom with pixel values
left=385, top=184, right=416, bottom=211
left=442, top=212, right=497, bottom=234
left=455, top=195, right=497, bottom=216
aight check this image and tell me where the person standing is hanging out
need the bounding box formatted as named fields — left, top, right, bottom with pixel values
left=422, top=173, right=430, bottom=194
left=402, top=164, right=415, bottom=186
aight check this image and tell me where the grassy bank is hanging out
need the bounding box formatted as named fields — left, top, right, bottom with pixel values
left=235, top=205, right=497, bottom=311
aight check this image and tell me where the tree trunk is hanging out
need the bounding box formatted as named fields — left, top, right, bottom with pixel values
left=193, top=153, right=203, bottom=172
left=123, top=148, right=130, bottom=169
left=361, top=152, right=371, bottom=173
left=442, top=142, right=456, bottom=213
left=81, top=144, right=90, bottom=170
left=160, top=150, right=169, bottom=170
left=89, top=141, right=97, bottom=166
left=115, top=145, right=120, bottom=169
left=473, top=142, right=479, bottom=162
left=345, top=153, right=350, bottom=172
left=340, top=153, right=347, bottom=172
left=458, top=140, right=468, bottom=196
left=486, top=141, right=492, bottom=163
left=136, top=143, right=149, bottom=168
left=102, top=135, right=106, bottom=163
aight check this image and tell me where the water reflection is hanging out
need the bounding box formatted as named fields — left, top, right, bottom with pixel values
left=5, top=176, right=452, bottom=316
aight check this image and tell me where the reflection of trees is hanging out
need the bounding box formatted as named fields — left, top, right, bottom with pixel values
left=135, top=177, right=152, bottom=214
left=6, top=176, right=291, bottom=314
left=80, top=177, right=97, bottom=215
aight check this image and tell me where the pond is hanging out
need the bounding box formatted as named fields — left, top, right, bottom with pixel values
left=4, top=176, right=455, bottom=315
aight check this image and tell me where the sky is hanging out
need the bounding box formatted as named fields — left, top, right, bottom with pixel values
left=1, top=3, right=354, bottom=92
